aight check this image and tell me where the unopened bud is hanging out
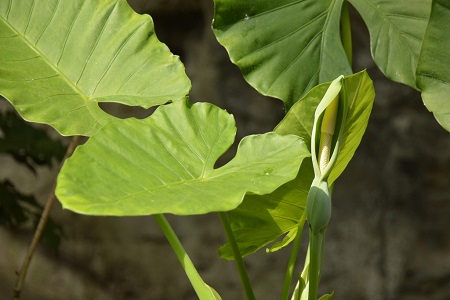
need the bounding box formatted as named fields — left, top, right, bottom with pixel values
left=306, top=180, right=331, bottom=233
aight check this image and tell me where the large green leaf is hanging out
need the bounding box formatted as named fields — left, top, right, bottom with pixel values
left=349, top=0, right=431, bottom=88
left=0, top=0, right=190, bottom=136
left=219, top=71, right=374, bottom=258
left=416, top=0, right=450, bottom=132
left=213, top=0, right=351, bottom=109
left=56, top=99, right=309, bottom=216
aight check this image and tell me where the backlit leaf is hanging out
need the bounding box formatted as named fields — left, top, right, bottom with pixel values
left=0, top=0, right=190, bottom=136
left=56, top=99, right=309, bottom=216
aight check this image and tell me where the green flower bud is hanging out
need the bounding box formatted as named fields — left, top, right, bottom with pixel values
left=306, top=179, right=331, bottom=233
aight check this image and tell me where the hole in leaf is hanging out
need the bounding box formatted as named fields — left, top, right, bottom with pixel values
left=98, top=102, right=158, bottom=119
left=214, top=143, right=238, bottom=169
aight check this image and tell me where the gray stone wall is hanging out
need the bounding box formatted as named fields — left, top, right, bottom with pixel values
left=0, top=1, right=448, bottom=299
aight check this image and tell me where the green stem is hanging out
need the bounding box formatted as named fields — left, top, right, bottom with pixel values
left=153, top=214, right=216, bottom=300
left=281, top=211, right=307, bottom=300
left=308, top=230, right=325, bottom=300
left=340, top=1, right=353, bottom=66
left=218, top=212, right=256, bottom=300
left=291, top=245, right=310, bottom=300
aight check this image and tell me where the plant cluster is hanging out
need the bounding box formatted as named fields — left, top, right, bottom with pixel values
left=0, top=0, right=448, bottom=299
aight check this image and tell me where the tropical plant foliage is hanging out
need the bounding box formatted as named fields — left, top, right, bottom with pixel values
left=0, top=0, right=448, bottom=299
left=0, top=0, right=190, bottom=136
left=56, top=99, right=310, bottom=216
left=213, top=0, right=449, bottom=130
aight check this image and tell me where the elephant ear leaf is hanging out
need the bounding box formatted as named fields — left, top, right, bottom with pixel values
left=56, top=99, right=310, bottom=216
left=416, top=0, right=450, bottom=132
left=0, top=0, right=190, bottom=136
left=348, top=0, right=431, bottom=89
left=213, top=0, right=351, bottom=109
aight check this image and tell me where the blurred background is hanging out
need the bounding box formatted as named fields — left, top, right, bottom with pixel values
left=0, top=0, right=449, bottom=299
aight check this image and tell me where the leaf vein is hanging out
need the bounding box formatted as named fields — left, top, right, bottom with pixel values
left=35, top=0, right=61, bottom=45
left=114, top=128, right=184, bottom=182
left=5, top=0, right=12, bottom=19
left=116, top=56, right=152, bottom=94
left=267, top=30, right=323, bottom=92
left=162, top=112, right=205, bottom=164
left=46, top=105, right=86, bottom=123
left=0, top=73, right=59, bottom=82
left=239, top=10, right=327, bottom=60
left=91, top=21, right=146, bottom=95
left=1, top=55, right=40, bottom=62
left=237, top=0, right=307, bottom=22
left=23, top=0, right=36, bottom=35
left=364, top=0, right=424, bottom=61
left=16, top=93, right=79, bottom=106
left=56, top=0, right=86, bottom=66
left=97, top=133, right=167, bottom=186
left=75, top=1, right=118, bottom=85
left=152, top=129, right=196, bottom=179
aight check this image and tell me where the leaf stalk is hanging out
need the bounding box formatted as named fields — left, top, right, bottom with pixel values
left=218, top=212, right=256, bottom=300
left=153, top=214, right=218, bottom=300
left=281, top=210, right=307, bottom=300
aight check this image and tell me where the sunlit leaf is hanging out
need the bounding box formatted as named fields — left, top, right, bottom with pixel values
left=213, top=0, right=351, bottom=109
left=0, top=0, right=190, bottom=136
left=328, top=71, right=375, bottom=183
left=56, top=99, right=309, bottom=216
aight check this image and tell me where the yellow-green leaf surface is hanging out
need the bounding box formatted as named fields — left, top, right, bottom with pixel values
left=56, top=99, right=310, bottom=216
left=0, top=0, right=190, bottom=136
left=328, top=71, right=375, bottom=183
left=220, top=71, right=374, bottom=258
left=416, top=0, right=450, bottom=132
left=213, top=0, right=351, bottom=109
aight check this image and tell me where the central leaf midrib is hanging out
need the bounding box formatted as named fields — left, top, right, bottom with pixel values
left=114, top=150, right=298, bottom=203
left=111, top=160, right=269, bottom=202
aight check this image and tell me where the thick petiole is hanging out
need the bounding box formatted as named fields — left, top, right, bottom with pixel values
left=153, top=214, right=218, bottom=300
left=218, top=212, right=256, bottom=300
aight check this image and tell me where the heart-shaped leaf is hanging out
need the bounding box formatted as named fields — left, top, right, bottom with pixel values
left=219, top=71, right=374, bottom=258
left=213, top=0, right=351, bottom=109
left=0, top=0, right=190, bottom=136
left=56, top=99, right=309, bottom=216
left=416, top=0, right=450, bottom=132
left=348, top=0, right=431, bottom=88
